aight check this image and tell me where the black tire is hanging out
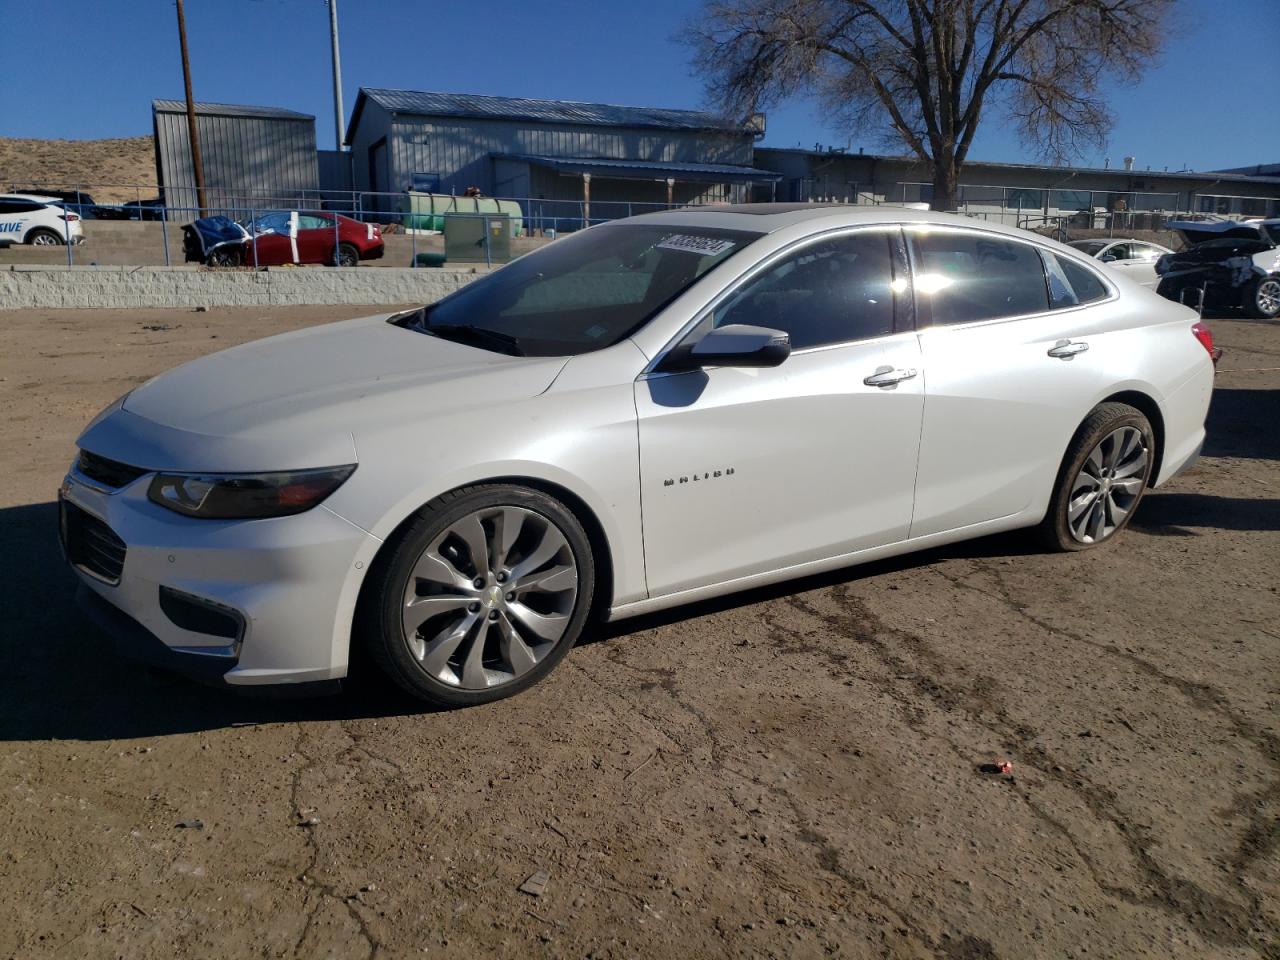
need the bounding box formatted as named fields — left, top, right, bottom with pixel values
left=334, top=243, right=359, bottom=267
left=1036, top=402, right=1155, bottom=552
left=359, top=484, right=595, bottom=708
left=26, top=228, right=63, bottom=246
left=1243, top=275, right=1280, bottom=320
left=207, top=247, right=243, bottom=268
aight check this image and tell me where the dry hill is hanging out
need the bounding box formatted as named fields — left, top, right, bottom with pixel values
left=0, top=136, right=155, bottom=203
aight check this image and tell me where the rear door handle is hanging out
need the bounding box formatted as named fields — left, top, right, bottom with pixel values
left=863, top=365, right=918, bottom=387
left=1048, top=339, right=1089, bottom=360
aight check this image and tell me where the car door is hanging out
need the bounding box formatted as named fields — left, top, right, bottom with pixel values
left=245, top=211, right=295, bottom=266
left=635, top=227, right=925, bottom=598
left=0, top=198, right=42, bottom=244
left=295, top=213, right=336, bottom=264
left=1102, top=241, right=1159, bottom=287
left=908, top=228, right=1116, bottom=537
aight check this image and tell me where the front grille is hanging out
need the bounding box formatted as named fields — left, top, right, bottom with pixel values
left=62, top=500, right=127, bottom=584
left=77, top=450, right=147, bottom=489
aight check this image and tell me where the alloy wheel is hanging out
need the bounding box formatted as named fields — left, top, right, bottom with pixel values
left=400, top=506, right=578, bottom=689
left=1067, top=425, right=1148, bottom=544
left=1257, top=279, right=1280, bottom=316
left=31, top=232, right=59, bottom=246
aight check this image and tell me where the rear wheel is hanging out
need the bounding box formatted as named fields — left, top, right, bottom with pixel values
left=360, top=484, right=595, bottom=707
left=1037, top=402, right=1155, bottom=551
left=334, top=243, right=359, bottom=267
left=1244, top=276, right=1280, bottom=319
left=26, top=228, right=63, bottom=246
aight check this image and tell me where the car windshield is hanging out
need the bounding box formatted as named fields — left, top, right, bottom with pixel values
left=1068, top=240, right=1108, bottom=255
left=400, top=223, right=762, bottom=356
left=1263, top=222, right=1280, bottom=245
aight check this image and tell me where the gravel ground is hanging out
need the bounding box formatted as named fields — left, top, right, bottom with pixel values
left=0, top=305, right=1276, bottom=960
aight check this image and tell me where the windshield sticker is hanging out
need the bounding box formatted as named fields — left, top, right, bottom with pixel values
left=584, top=323, right=607, bottom=339
left=655, top=234, right=737, bottom=257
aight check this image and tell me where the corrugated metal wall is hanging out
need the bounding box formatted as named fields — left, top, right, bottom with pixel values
left=384, top=115, right=753, bottom=197
left=155, top=108, right=319, bottom=216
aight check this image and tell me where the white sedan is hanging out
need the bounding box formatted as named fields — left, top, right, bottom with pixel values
left=0, top=193, right=85, bottom=246
left=62, top=205, right=1215, bottom=706
left=1068, top=238, right=1172, bottom=288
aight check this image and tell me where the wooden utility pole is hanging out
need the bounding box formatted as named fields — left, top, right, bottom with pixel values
left=175, top=0, right=208, bottom=215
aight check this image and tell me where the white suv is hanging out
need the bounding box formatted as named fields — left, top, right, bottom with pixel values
left=0, top=193, right=85, bottom=246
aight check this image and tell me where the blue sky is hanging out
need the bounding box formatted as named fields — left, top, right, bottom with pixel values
left=2, top=0, right=1276, bottom=171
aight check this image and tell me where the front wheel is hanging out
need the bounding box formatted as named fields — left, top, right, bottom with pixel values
left=360, top=484, right=595, bottom=707
left=1037, top=402, right=1155, bottom=551
left=207, top=246, right=243, bottom=267
left=1244, top=276, right=1280, bottom=319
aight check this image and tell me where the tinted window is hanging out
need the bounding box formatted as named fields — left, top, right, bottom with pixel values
left=1043, top=252, right=1110, bottom=308
left=912, top=231, right=1049, bottom=324
left=0, top=199, right=44, bottom=214
left=709, top=232, right=896, bottom=349
left=298, top=214, right=332, bottom=230
left=410, top=223, right=760, bottom=356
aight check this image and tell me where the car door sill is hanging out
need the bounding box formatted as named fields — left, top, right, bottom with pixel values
left=606, top=510, right=1036, bottom=623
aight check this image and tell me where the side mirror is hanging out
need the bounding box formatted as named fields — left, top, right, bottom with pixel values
left=662, top=323, right=791, bottom=371
left=1099, top=254, right=1117, bottom=262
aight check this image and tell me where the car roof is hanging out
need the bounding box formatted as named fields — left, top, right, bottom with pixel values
left=619, top=202, right=1043, bottom=240
left=0, top=193, right=59, bottom=203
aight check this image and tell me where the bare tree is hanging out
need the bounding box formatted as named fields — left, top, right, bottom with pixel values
left=689, top=0, right=1173, bottom=209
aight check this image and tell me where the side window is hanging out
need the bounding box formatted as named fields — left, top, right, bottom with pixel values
left=298, top=214, right=331, bottom=230
left=1103, top=243, right=1131, bottom=261
left=911, top=231, right=1049, bottom=325
left=1043, top=252, right=1110, bottom=308
left=0, top=200, right=42, bottom=214
left=710, top=232, right=896, bottom=350
left=1129, top=243, right=1160, bottom=261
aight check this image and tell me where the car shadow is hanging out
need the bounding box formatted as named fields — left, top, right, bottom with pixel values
left=1130, top=492, right=1280, bottom=536
left=0, top=499, right=1043, bottom=742
left=1203, top=387, right=1280, bottom=461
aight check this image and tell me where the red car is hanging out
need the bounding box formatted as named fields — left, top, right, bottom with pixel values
left=183, top=211, right=384, bottom=267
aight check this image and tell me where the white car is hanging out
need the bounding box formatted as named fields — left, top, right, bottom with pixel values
left=62, top=205, right=1216, bottom=706
left=0, top=193, right=85, bottom=246
left=1068, top=238, right=1172, bottom=288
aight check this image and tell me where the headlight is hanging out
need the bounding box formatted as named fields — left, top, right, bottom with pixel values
left=147, top=465, right=356, bottom=519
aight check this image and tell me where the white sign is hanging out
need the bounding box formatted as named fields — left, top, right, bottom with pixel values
left=655, top=234, right=737, bottom=257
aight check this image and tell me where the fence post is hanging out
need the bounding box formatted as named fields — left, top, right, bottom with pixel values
left=252, top=208, right=260, bottom=269
left=64, top=203, right=74, bottom=269
left=411, top=217, right=417, bottom=268
left=160, top=212, right=171, bottom=267
left=333, top=209, right=340, bottom=266
left=483, top=215, right=492, bottom=268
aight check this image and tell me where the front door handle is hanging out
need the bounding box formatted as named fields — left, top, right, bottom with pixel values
left=863, top=365, right=918, bottom=387
left=1048, top=339, right=1089, bottom=360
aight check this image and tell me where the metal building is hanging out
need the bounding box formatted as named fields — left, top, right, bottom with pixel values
left=152, top=100, right=320, bottom=215
left=342, top=88, right=781, bottom=220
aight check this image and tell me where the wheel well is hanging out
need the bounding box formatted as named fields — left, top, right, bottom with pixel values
left=349, top=477, right=616, bottom=672
left=1101, top=390, right=1165, bottom=481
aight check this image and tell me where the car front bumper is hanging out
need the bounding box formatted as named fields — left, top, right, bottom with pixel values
left=59, top=466, right=381, bottom=688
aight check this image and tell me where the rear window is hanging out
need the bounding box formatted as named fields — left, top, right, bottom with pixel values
left=911, top=231, right=1050, bottom=325
left=1043, top=252, right=1110, bottom=308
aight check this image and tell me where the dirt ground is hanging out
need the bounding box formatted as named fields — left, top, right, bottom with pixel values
left=0, top=137, right=155, bottom=204
left=0, top=304, right=1276, bottom=960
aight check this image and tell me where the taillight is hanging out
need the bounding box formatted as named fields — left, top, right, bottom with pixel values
left=1191, top=321, right=1221, bottom=365
left=58, top=213, right=80, bottom=222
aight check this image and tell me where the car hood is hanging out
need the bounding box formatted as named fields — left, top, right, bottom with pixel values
left=78, top=312, right=568, bottom=472
left=1166, top=219, right=1274, bottom=248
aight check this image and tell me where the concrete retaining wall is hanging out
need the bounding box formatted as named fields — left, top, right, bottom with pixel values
left=0, top=265, right=483, bottom=309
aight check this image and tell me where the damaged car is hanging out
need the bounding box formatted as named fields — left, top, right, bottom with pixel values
left=1155, top=219, right=1280, bottom=319
left=182, top=210, right=384, bottom=267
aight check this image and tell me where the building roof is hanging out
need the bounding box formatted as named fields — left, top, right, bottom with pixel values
left=152, top=100, right=314, bottom=121
left=507, top=155, right=783, bottom=183
left=346, top=88, right=747, bottom=143
left=755, top=146, right=1280, bottom=188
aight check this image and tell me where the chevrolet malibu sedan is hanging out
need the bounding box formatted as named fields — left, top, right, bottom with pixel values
left=62, top=205, right=1216, bottom=707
